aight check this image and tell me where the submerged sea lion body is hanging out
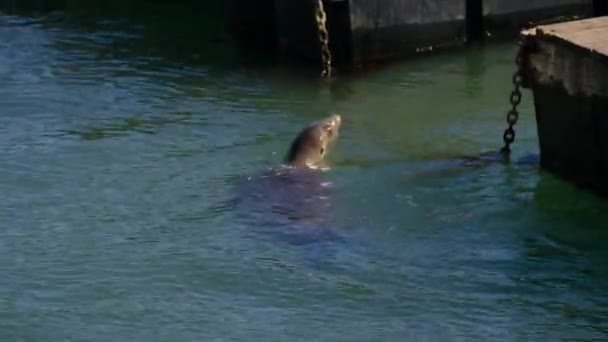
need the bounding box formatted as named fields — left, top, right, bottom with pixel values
left=235, top=166, right=338, bottom=245
left=233, top=114, right=343, bottom=245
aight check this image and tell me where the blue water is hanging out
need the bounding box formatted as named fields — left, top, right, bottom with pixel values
left=1, top=5, right=608, bottom=341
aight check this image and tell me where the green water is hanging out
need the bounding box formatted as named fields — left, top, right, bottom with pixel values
left=1, top=3, right=608, bottom=341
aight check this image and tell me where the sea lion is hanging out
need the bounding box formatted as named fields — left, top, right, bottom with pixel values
left=230, top=113, right=344, bottom=245
left=285, top=113, right=342, bottom=169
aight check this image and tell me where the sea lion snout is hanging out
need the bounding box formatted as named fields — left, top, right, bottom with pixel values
left=321, top=113, right=341, bottom=142
left=326, top=113, right=341, bottom=137
left=329, top=113, right=341, bottom=128
left=285, top=113, right=343, bottom=168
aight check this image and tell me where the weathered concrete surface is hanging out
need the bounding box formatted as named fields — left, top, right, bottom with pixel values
left=268, top=0, right=595, bottom=66
left=274, top=0, right=468, bottom=64
left=522, top=16, right=608, bottom=196
left=348, top=0, right=467, bottom=63
left=484, top=0, right=593, bottom=36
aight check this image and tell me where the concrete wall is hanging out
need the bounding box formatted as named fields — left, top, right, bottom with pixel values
left=349, top=0, right=466, bottom=28
left=226, top=0, right=597, bottom=66
left=348, top=0, right=467, bottom=63
left=484, top=0, right=588, bottom=15
left=532, top=86, right=608, bottom=196
left=524, top=18, right=608, bottom=197
left=483, top=0, right=593, bottom=36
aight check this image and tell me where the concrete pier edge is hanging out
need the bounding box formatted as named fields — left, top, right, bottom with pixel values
left=521, top=16, right=608, bottom=197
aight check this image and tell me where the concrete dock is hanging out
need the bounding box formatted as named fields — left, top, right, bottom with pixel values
left=343, top=0, right=593, bottom=64
left=228, top=0, right=601, bottom=66
left=520, top=16, right=608, bottom=197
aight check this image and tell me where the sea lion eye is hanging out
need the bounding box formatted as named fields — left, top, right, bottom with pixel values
left=320, top=147, right=325, bottom=155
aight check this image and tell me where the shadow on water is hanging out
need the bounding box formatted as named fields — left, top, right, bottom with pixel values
left=0, top=0, right=344, bottom=143
left=0, top=0, right=288, bottom=143
left=384, top=149, right=541, bottom=182
left=0, top=0, right=275, bottom=67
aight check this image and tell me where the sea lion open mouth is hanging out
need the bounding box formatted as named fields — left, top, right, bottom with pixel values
left=285, top=113, right=342, bottom=169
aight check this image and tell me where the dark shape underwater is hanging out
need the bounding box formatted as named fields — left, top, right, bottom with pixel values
left=232, top=165, right=344, bottom=246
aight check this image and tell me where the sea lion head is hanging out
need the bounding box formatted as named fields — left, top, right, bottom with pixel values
left=285, top=113, right=342, bottom=168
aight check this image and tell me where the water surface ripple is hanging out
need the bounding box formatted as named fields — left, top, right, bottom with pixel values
left=1, top=7, right=608, bottom=342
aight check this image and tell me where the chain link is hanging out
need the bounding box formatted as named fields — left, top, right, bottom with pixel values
left=500, top=42, right=526, bottom=155
left=314, top=0, right=332, bottom=78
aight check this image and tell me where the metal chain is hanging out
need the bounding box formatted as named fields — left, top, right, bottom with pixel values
left=500, top=42, right=525, bottom=155
left=314, top=0, right=332, bottom=78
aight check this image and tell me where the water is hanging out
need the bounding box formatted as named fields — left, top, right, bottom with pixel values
left=1, top=4, right=608, bottom=341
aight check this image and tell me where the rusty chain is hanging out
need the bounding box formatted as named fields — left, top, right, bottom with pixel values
left=314, top=0, right=332, bottom=78
left=500, top=42, right=525, bottom=155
